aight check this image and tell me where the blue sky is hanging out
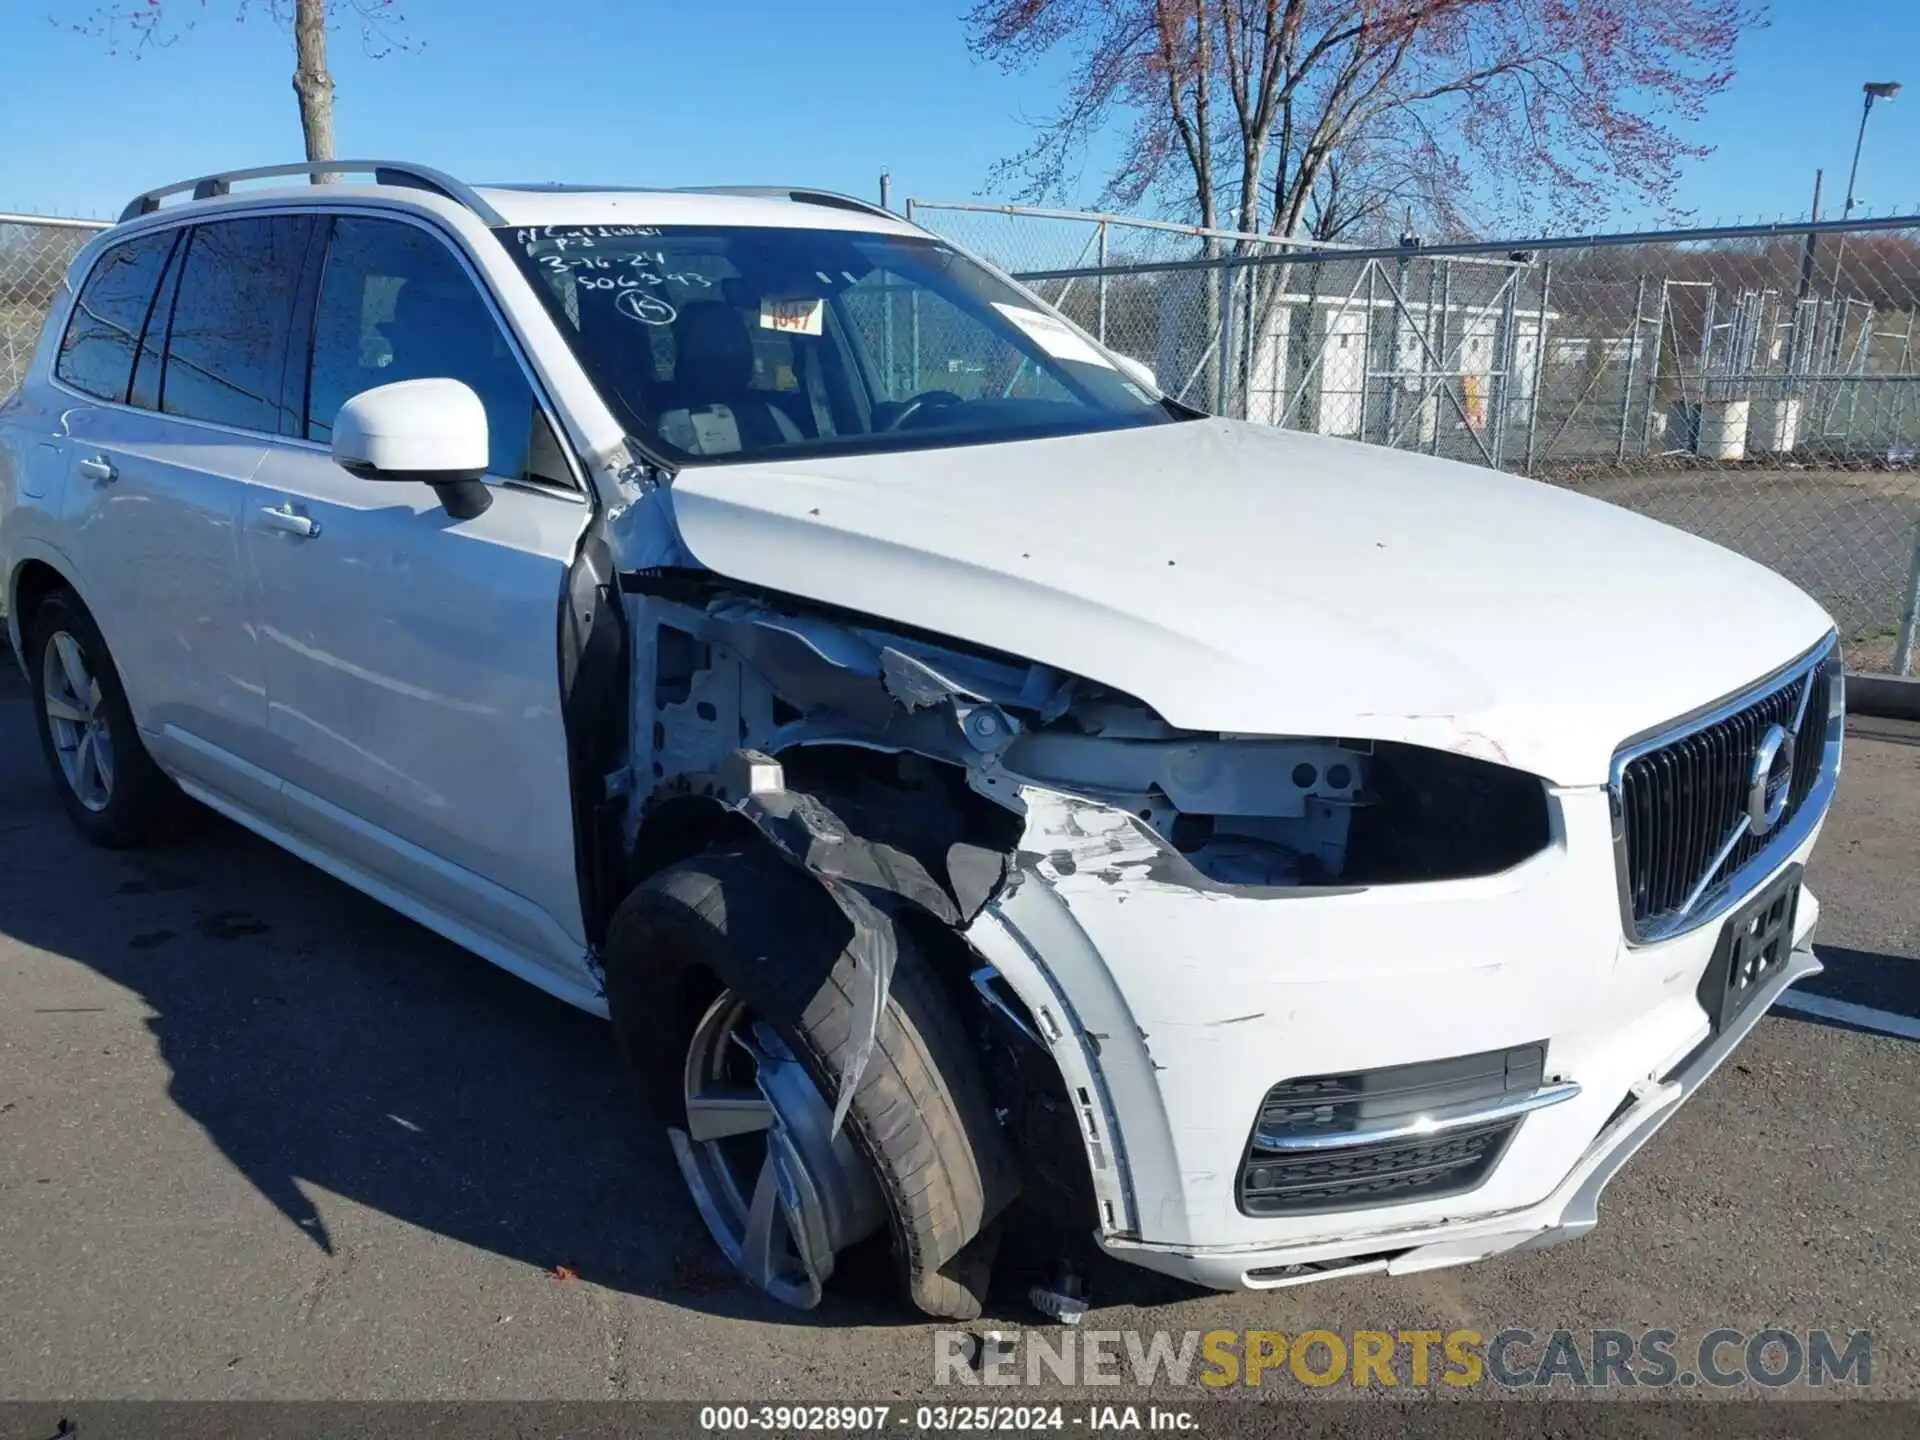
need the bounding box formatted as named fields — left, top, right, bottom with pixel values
left=2, top=0, right=1917, bottom=231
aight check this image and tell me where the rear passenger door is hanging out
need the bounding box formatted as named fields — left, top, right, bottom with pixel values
left=52, top=216, right=313, bottom=819
left=243, top=213, right=594, bottom=988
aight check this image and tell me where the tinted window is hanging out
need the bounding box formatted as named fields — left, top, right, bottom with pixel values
left=55, top=231, right=176, bottom=403
left=129, top=235, right=187, bottom=411
left=308, top=217, right=535, bottom=481
left=162, top=216, right=312, bottom=432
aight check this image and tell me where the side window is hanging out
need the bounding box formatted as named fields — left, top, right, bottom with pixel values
left=162, top=216, right=312, bottom=432
left=54, top=230, right=176, bottom=403
left=129, top=233, right=188, bottom=411
left=307, top=217, right=538, bottom=482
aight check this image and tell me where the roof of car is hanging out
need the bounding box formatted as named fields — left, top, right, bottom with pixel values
left=473, top=185, right=921, bottom=234
left=115, top=161, right=924, bottom=238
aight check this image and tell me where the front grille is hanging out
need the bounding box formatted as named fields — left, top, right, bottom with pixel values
left=1237, top=1046, right=1546, bottom=1216
left=1614, top=641, right=1837, bottom=942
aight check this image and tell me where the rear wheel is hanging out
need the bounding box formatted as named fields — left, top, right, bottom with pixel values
left=605, top=848, right=1014, bottom=1318
left=26, top=588, right=183, bottom=848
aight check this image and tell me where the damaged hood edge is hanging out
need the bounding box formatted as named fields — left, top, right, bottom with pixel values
left=661, top=420, right=1835, bottom=787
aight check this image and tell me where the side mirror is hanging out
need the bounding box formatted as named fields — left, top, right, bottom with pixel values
left=1111, top=353, right=1160, bottom=395
left=331, top=377, right=494, bottom=520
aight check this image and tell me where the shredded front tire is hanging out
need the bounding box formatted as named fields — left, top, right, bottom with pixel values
left=604, top=848, right=1017, bottom=1318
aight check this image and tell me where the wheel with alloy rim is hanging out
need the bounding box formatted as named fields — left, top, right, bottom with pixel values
left=604, top=850, right=1017, bottom=1318
left=26, top=586, right=183, bottom=848
left=670, top=990, right=885, bottom=1309
left=41, top=627, right=115, bottom=812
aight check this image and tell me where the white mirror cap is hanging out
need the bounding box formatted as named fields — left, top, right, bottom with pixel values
left=330, top=377, right=490, bottom=479
left=1112, top=353, right=1160, bottom=394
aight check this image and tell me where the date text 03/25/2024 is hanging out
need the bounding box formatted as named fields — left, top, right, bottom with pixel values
left=699, top=1405, right=1194, bottom=1432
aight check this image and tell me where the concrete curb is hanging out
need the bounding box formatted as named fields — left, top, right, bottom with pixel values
left=1846, top=671, right=1920, bottom=722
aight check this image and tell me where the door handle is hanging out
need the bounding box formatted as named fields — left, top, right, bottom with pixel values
left=260, top=504, right=321, bottom=539
left=77, top=456, right=116, bottom=484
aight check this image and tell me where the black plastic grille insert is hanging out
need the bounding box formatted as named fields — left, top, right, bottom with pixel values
left=1238, top=1045, right=1543, bottom=1216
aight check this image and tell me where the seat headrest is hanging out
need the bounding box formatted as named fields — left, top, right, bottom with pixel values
left=673, top=300, right=755, bottom=396
left=387, top=279, right=501, bottom=378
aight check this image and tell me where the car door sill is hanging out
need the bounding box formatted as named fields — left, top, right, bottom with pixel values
left=169, top=773, right=610, bottom=1019
left=154, top=723, right=285, bottom=821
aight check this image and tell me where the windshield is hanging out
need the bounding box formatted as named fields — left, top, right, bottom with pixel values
left=497, top=223, right=1176, bottom=465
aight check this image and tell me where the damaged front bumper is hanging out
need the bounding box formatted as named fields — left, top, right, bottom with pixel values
left=1099, top=937, right=1820, bottom=1290
left=614, top=577, right=1837, bottom=1304
left=962, top=782, right=1826, bottom=1292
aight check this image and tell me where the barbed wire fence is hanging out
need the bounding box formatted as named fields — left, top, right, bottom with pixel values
left=4, top=203, right=1918, bottom=676
left=912, top=200, right=1920, bottom=678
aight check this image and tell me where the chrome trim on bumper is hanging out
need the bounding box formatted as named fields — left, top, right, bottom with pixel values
left=1252, top=1080, right=1583, bottom=1152
left=1609, top=633, right=1841, bottom=946
left=1102, top=942, right=1823, bottom=1292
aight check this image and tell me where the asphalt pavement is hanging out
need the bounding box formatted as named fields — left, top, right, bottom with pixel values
left=0, top=664, right=1914, bottom=1403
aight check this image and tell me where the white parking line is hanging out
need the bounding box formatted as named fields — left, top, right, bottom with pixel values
left=1776, top=988, right=1920, bottom=1041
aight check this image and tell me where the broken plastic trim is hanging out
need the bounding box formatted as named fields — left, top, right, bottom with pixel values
left=972, top=965, right=1042, bottom=1046
left=621, top=573, right=1557, bottom=1143
left=680, top=748, right=1018, bottom=1136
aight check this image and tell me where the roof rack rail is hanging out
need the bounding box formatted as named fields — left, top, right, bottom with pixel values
left=119, top=160, right=507, bottom=226
left=682, top=186, right=902, bottom=222
left=483, top=182, right=662, bottom=195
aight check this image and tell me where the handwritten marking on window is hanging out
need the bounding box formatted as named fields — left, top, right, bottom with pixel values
left=616, top=291, right=678, bottom=327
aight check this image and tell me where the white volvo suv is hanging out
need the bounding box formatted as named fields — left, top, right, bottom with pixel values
left=0, top=162, right=1843, bottom=1317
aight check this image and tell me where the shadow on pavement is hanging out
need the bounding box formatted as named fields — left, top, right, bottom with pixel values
left=1781, top=944, right=1920, bottom=1040
left=0, top=664, right=1194, bottom=1326
left=0, top=661, right=860, bottom=1323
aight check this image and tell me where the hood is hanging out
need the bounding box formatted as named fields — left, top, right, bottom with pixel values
left=665, top=419, right=1834, bottom=787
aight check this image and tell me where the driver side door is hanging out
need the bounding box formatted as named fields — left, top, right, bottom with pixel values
left=241, top=212, right=597, bottom=1000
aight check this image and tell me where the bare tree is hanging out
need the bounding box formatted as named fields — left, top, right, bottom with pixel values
left=68, top=0, right=415, bottom=169
left=966, top=0, right=1762, bottom=243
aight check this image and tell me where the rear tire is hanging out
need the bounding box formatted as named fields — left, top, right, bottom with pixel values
left=26, top=587, right=184, bottom=848
left=604, top=847, right=1015, bottom=1319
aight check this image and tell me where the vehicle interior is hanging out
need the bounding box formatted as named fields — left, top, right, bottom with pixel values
left=502, top=224, right=1173, bottom=464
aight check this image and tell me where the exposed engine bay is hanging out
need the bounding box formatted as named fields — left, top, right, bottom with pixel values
left=619, top=569, right=1548, bottom=907
left=606, top=568, right=1553, bottom=1236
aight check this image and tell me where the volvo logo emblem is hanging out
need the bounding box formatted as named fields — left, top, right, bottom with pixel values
left=1747, top=723, right=1796, bottom=837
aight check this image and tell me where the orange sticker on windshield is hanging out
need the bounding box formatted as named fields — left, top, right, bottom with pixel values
left=761, top=298, right=824, bottom=336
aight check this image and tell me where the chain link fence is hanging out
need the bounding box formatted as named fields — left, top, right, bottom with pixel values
left=5, top=205, right=1919, bottom=675
left=1, top=215, right=107, bottom=402
left=914, top=200, right=1920, bottom=678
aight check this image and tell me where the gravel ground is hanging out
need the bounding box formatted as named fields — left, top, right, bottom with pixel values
left=0, top=664, right=1914, bottom=1405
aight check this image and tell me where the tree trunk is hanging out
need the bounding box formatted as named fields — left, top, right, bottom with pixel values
left=291, top=0, right=336, bottom=176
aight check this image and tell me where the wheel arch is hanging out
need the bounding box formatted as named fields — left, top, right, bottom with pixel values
left=627, top=778, right=1012, bottom=1040
left=619, top=744, right=1104, bottom=1238
left=626, top=741, right=1023, bottom=966
left=7, top=547, right=85, bottom=677
left=629, top=790, right=766, bottom=890
left=603, top=841, right=1021, bottom=1319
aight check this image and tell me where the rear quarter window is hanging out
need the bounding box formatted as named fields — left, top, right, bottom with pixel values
left=54, top=231, right=176, bottom=403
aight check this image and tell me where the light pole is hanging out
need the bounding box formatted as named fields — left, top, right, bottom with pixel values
left=1828, top=81, right=1899, bottom=365
left=1843, top=80, right=1901, bottom=218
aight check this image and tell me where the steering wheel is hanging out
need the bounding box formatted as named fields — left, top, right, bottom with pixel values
left=881, top=389, right=966, bottom=432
